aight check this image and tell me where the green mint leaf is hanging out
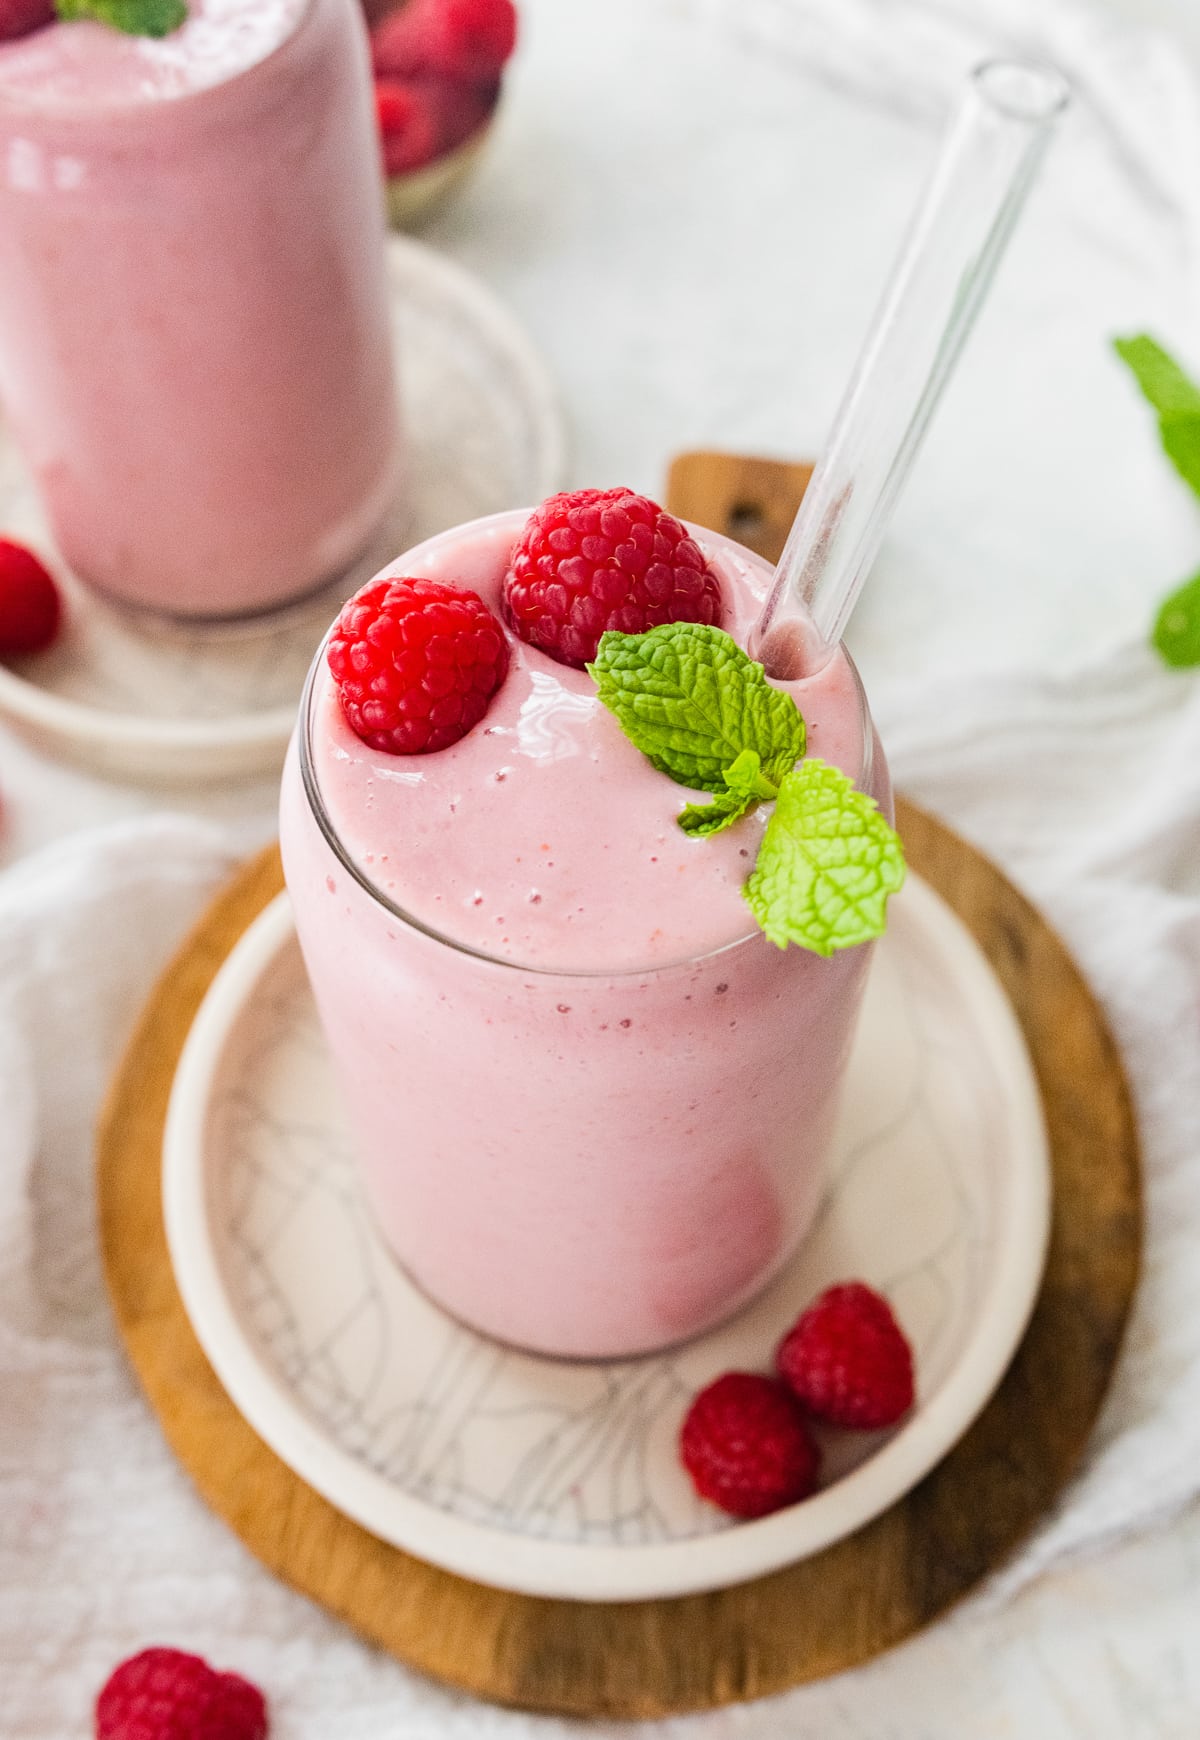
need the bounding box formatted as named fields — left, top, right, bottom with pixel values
left=678, top=788, right=758, bottom=838
left=745, top=759, right=906, bottom=955
left=677, top=748, right=779, bottom=837
left=722, top=748, right=779, bottom=802
left=588, top=624, right=805, bottom=794
left=1113, top=334, right=1200, bottom=499
left=56, top=0, right=187, bottom=38
left=1151, top=567, right=1200, bottom=667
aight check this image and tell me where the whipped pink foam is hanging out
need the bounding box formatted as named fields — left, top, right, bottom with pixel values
left=0, top=0, right=308, bottom=109
left=306, top=515, right=869, bottom=972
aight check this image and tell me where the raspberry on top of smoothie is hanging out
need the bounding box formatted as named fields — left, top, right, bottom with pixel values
left=320, top=490, right=905, bottom=965
left=503, top=487, right=723, bottom=669
left=327, top=574, right=510, bottom=756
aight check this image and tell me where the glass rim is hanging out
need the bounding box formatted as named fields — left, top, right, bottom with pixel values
left=296, top=511, right=877, bottom=981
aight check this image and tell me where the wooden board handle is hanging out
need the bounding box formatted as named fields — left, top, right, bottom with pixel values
left=666, top=452, right=814, bottom=564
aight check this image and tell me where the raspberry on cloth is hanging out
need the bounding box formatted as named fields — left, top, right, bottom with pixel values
left=95, top=1647, right=267, bottom=1740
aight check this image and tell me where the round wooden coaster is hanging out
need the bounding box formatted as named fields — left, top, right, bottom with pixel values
left=96, top=804, right=1141, bottom=1719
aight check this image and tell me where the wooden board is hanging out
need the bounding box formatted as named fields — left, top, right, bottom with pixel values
left=97, top=815, right=1141, bottom=1718
left=96, top=455, right=1142, bottom=1716
left=667, top=450, right=815, bottom=565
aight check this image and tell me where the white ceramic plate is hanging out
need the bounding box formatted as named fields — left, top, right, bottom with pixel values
left=0, top=236, right=565, bottom=784
left=163, top=875, right=1050, bottom=1602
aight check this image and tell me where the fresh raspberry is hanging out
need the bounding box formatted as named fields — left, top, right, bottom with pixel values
left=0, top=0, right=53, bottom=43
left=427, top=72, right=499, bottom=153
left=777, top=1282, right=915, bottom=1430
left=95, top=1648, right=267, bottom=1740
left=376, top=78, right=442, bottom=174
left=327, top=574, right=510, bottom=755
left=371, top=0, right=517, bottom=83
left=680, top=1372, right=820, bottom=1518
left=502, top=488, right=723, bottom=669
left=0, top=538, right=61, bottom=656
left=376, top=72, right=497, bottom=174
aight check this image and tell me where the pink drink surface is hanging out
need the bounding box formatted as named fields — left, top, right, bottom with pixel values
left=280, top=513, right=891, bottom=1357
left=0, top=0, right=399, bottom=616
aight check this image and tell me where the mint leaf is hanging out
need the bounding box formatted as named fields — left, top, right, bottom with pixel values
left=1114, top=334, right=1200, bottom=499
left=588, top=624, right=805, bottom=794
left=56, top=0, right=187, bottom=38
left=677, top=749, right=780, bottom=838
left=1151, top=567, right=1200, bottom=667
left=722, top=748, right=779, bottom=802
left=745, top=759, right=906, bottom=955
left=678, top=788, right=757, bottom=838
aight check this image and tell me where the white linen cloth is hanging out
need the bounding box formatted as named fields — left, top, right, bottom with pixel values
left=5, top=0, right=1200, bottom=1734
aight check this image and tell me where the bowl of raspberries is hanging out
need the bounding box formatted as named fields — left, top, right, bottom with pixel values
left=369, top=0, right=518, bottom=226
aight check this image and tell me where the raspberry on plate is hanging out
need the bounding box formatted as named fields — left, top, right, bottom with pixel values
left=0, top=0, right=53, bottom=43
left=680, top=1371, right=820, bottom=1519
left=503, top=488, right=723, bottom=669
left=328, top=574, right=510, bottom=755
left=95, top=1647, right=267, bottom=1740
left=0, top=537, right=61, bottom=656
left=371, top=0, right=517, bottom=83
left=777, top=1281, right=915, bottom=1430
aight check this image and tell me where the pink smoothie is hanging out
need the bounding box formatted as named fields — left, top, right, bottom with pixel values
left=0, top=0, right=400, bottom=616
left=280, top=512, right=892, bottom=1357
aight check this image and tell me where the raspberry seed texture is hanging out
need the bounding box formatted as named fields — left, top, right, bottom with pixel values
left=503, top=487, right=723, bottom=668
left=95, top=1647, right=267, bottom=1740
left=777, top=1281, right=915, bottom=1430
left=680, top=1371, right=820, bottom=1518
left=327, top=575, right=510, bottom=756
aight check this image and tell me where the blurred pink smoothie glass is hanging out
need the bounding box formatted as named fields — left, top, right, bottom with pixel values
left=0, top=0, right=400, bottom=618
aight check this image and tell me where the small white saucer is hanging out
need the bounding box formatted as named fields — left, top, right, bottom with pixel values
left=162, top=874, right=1050, bottom=1602
left=0, top=236, right=565, bottom=783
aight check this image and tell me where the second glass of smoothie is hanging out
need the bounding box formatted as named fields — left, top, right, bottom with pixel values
left=280, top=509, right=892, bottom=1360
left=0, top=0, right=400, bottom=617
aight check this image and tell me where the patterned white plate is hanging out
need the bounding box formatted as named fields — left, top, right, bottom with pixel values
left=0, top=236, right=565, bottom=783
left=163, top=874, right=1050, bottom=1602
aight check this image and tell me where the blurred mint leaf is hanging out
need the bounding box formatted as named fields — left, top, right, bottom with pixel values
left=746, top=759, right=906, bottom=955
left=1152, top=568, right=1200, bottom=667
left=1114, top=334, right=1200, bottom=498
left=56, top=0, right=187, bottom=38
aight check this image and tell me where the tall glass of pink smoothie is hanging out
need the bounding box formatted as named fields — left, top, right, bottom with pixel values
left=280, top=507, right=892, bottom=1359
left=0, top=0, right=400, bottom=617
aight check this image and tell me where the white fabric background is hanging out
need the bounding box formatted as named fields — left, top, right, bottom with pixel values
left=5, top=0, right=1200, bottom=1734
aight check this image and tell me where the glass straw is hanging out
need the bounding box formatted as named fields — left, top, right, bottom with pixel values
left=750, top=59, right=1070, bottom=679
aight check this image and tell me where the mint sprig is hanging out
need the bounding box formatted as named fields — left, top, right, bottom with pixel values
left=678, top=749, right=783, bottom=838
left=56, top=0, right=187, bottom=38
left=747, top=760, right=907, bottom=955
left=589, top=623, right=805, bottom=794
left=589, top=623, right=905, bottom=953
